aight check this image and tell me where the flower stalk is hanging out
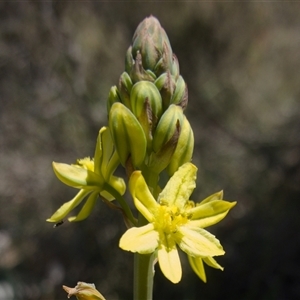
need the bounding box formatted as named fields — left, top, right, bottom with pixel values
left=134, top=213, right=155, bottom=300
left=48, top=15, right=236, bottom=300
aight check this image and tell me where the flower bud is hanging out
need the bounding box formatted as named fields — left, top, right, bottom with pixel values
left=152, top=104, right=184, bottom=153
left=126, top=16, right=174, bottom=78
left=133, top=16, right=172, bottom=70
left=129, top=51, right=156, bottom=83
left=167, top=116, right=194, bottom=176
left=125, top=46, right=134, bottom=73
left=107, top=86, right=120, bottom=114
left=131, top=81, right=162, bottom=117
left=130, top=81, right=162, bottom=149
left=171, top=75, right=188, bottom=110
left=118, top=72, right=133, bottom=109
left=109, top=102, right=147, bottom=168
left=147, top=123, right=180, bottom=174
left=154, top=72, right=176, bottom=111
left=147, top=105, right=184, bottom=173
left=171, top=54, right=180, bottom=81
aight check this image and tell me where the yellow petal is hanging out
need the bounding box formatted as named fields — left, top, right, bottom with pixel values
left=100, top=176, right=126, bottom=201
left=68, top=191, right=98, bottom=222
left=47, top=189, right=90, bottom=222
left=129, top=171, right=158, bottom=222
left=102, top=145, right=120, bottom=181
left=189, top=200, right=237, bottom=228
left=119, top=223, right=158, bottom=254
left=157, top=233, right=182, bottom=283
left=203, top=256, right=223, bottom=270
left=199, top=190, right=224, bottom=204
left=109, top=176, right=126, bottom=196
left=94, top=127, right=120, bottom=181
left=94, top=127, right=107, bottom=175
left=158, top=162, right=197, bottom=210
left=188, top=255, right=206, bottom=283
left=52, top=162, right=104, bottom=189
left=176, top=225, right=225, bottom=257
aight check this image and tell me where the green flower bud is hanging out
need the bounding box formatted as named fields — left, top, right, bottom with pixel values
left=171, top=75, right=188, bottom=110
left=126, top=16, right=174, bottom=78
left=130, top=81, right=163, bottom=149
left=125, top=46, right=134, bottom=73
left=129, top=51, right=156, bottom=83
left=131, top=81, right=161, bottom=116
left=154, top=72, right=176, bottom=111
left=171, top=54, right=180, bottom=81
left=147, top=124, right=180, bottom=174
left=167, top=116, right=194, bottom=176
left=152, top=104, right=184, bottom=153
left=107, top=86, right=120, bottom=114
left=147, top=105, right=184, bottom=173
left=118, top=72, right=133, bottom=109
left=109, top=102, right=147, bottom=168
left=133, top=16, right=172, bottom=70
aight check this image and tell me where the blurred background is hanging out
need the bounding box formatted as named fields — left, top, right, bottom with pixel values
left=1, top=2, right=300, bottom=299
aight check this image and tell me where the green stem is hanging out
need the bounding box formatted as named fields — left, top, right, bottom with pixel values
left=134, top=213, right=155, bottom=300
left=142, top=168, right=160, bottom=198
left=103, top=183, right=137, bottom=226
left=133, top=169, right=159, bottom=300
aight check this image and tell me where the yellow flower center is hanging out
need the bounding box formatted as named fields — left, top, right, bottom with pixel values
left=154, top=205, right=189, bottom=234
left=76, top=157, right=94, bottom=171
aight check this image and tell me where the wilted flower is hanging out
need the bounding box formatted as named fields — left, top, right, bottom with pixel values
left=63, top=281, right=106, bottom=300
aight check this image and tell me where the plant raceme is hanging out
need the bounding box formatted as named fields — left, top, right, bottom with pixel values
left=48, top=16, right=237, bottom=299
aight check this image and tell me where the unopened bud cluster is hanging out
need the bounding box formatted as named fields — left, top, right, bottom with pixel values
left=108, top=16, right=194, bottom=175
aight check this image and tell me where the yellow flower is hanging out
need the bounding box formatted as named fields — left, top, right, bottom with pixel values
left=47, top=127, right=125, bottom=223
left=119, top=162, right=236, bottom=283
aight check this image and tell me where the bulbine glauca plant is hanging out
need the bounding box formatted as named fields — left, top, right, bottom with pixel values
left=47, top=16, right=236, bottom=300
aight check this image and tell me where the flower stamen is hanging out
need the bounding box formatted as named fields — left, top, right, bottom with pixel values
left=154, top=205, right=188, bottom=234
